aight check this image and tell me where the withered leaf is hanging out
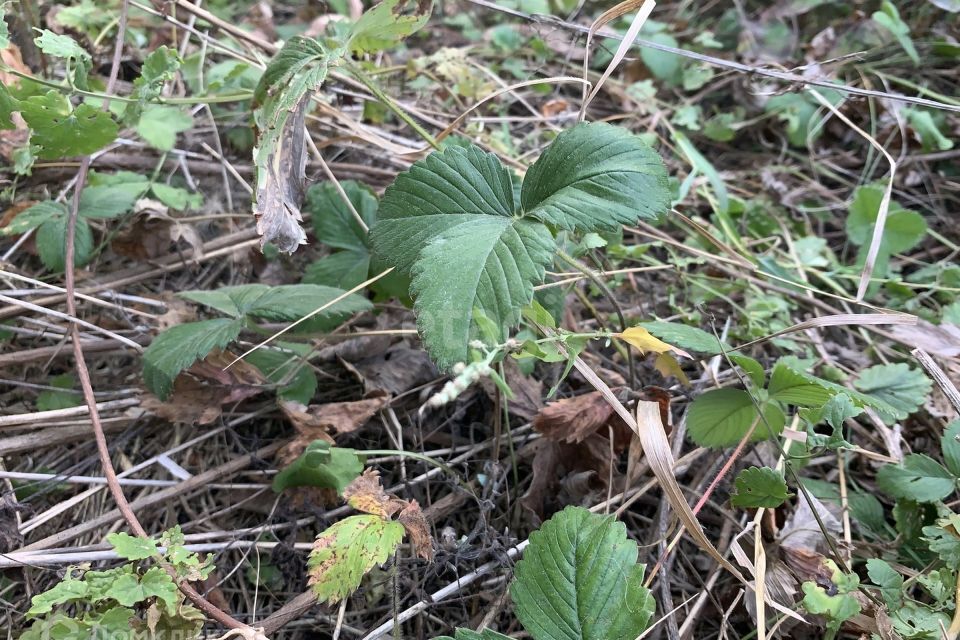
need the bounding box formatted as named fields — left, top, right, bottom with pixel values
left=533, top=391, right=626, bottom=444
left=278, top=393, right=390, bottom=462
left=342, top=469, right=406, bottom=518
left=398, top=500, right=434, bottom=560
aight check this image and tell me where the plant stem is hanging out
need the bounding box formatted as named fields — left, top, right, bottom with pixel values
left=345, top=60, right=440, bottom=150
left=556, top=250, right=636, bottom=388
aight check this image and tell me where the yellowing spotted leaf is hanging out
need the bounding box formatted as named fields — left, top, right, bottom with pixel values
left=307, top=514, right=404, bottom=604
left=619, top=326, right=692, bottom=359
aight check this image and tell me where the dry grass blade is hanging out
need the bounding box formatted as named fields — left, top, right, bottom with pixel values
left=571, top=356, right=747, bottom=581
left=807, top=88, right=898, bottom=302
left=579, top=0, right=656, bottom=120
left=732, top=312, right=917, bottom=351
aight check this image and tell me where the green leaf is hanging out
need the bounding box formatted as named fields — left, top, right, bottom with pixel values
left=435, top=630, right=513, bottom=640
left=272, top=440, right=364, bottom=493
left=28, top=575, right=89, bottom=616
left=18, top=91, right=118, bottom=158
left=309, top=181, right=378, bottom=252
left=140, top=567, right=179, bottom=613
left=510, top=506, right=655, bottom=640
left=876, top=454, right=955, bottom=503
left=729, top=354, right=765, bottom=387
left=347, top=0, right=433, bottom=54
left=639, top=32, right=682, bottom=83
left=304, top=251, right=371, bottom=289
left=846, top=184, right=927, bottom=280
left=34, top=30, right=91, bottom=88
left=137, top=106, right=193, bottom=151
left=142, top=318, right=244, bottom=400
left=768, top=362, right=835, bottom=406
left=730, top=466, right=791, bottom=508
left=854, top=363, right=931, bottom=423
left=307, top=514, right=405, bottom=604
left=36, top=216, right=93, bottom=271
left=151, top=183, right=203, bottom=210
left=773, top=357, right=900, bottom=423
left=180, top=283, right=371, bottom=326
left=253, top=37, right=335, bottom=252
left=132, top=46, right=181, bottom=105
left=923, top=513, right=960, bottom=570
left=36, top=373, right=82, bottom=411
left=106, top=532, right=159, bottom=560
left=865, top=558, right=903, bottom=607
left=370, top=123, right=669, bottom=368
left=687, top=389, right=785, bottom=448
left=673, top=131, right=728, bottom=213
left=0, top=201, right=66, bottom=236
left=801, top=560, right=861, bottom=635
left=521, top=122, right=670, bottom=231
left=872, top=1, right=919, bottom=65
left=905, top=108, right=954, bottom=152
left=79, top=182, right=147, bottom=219
left=941, top=420, right=960, bottom=478
left=371, top=144, right=554, bottom=368
left=246, top=345, right=317, bottom=404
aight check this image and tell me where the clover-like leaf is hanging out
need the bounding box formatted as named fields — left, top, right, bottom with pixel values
left=307, top=514, right=404, bottom=604
left=730, top=466, right=791, bottom=509
left=510, top=506, right=655, bottom=640
left=370, top=123, right=669, bottom=368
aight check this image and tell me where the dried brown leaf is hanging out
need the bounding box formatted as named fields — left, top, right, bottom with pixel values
left=343, top=469, right=405, bottom=518
left=398, top=500, right=434, bottom=560
left=532, top=391, right=623, bottom=443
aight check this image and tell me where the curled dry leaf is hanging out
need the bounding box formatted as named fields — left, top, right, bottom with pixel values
left=398, top=500, right=434, bottom=560
left=278, top=392, right=390, bottom=462
left=343, top=469, right=406, bottom=518
left=254, top=95, right=309, bottom=253
left=532, top=391, right=629, bottom=444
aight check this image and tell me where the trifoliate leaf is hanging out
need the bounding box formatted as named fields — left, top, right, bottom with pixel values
left=106, top=532, right=159, bottom=561
left=510, top=506, right=655, bottom=640
left=370, top=122, right=669, bottom=368
left=307, top=514, right=404, bottom=604
left=854, top=363, right=931, bottom=423
left=866, top=558, right=903, bottom=607
left=35, top=215, right=93, bottom=271
left=272, top=440, right=363, bottom=493
left=18, top=91, right=118, bottom=158
left=687, top=388, right=785, bottom=448
left=253, top=37, right=336, bottom=252
left=730, top=466, right=791, bottom=508
left=137, top=106, right=193, bottom=151
left=876, top=454, right=955, bottom=503
left=142, top=318, right=243, bottom=400
left=347, top=0, right=433, bottom=54
left=521, top=122, right=670, bottom=231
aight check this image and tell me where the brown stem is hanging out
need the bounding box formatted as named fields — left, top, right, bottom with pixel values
left=61, top=1, right=255, bottom=633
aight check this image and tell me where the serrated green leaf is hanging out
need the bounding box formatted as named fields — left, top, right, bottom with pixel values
left=773, top=357, right=900, bottom=423
left=942, top=420, right=960, bottom=477
left=729, top=354, right=765, bottom=387
left=272, top=440, right=363, bottom=493
left=522, top=122, right=670, bottom=231
left=730, top=466, right=791, bottom=508
left=34, top=30, right=91, bottom=88
left=768, top=362, right=835, bottom=406
left=151, top=183, right=202, bottom=210
left=877, top=454, right=955, bottom=503
left=854, top=363, right=931, bottom=423
left=309, top=181, right=378, bottom=251
left=36, top=216, right=93, bottom=271
left=140, top=567, right=179, bottom=613
left=107, top=532, right=159, bottom=560
left=180, top=283, right=371, bottom=326
left=865, top=558, right=903, bottom=607
left=18, top=91, right=118, bottom=158
left=304, top=251, right=371, bottom=289
left=253, top=36, right=335, bottom=252
left=846, top=184, right=927, bottom=282
left=142, top=318, right=243, bottom=399
left=371, top=144, right=554, bottom=368
left=132, top=46, right=181, bottom=106
left=137, top=106, right=192, bottom=151
left=0, top=201, right=67, bottom=236
left=347, top=0, right=433, bottom=54
left=510, top=505, right=654, bottom=640
left=308, top=514, right=404, bottom=604
left=687, top=388, right=785, bottom=448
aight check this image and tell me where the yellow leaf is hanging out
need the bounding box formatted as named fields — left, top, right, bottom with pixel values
left=654, top=352, right=690, bottom=385
left=619, top=326, right=691, bottom=359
